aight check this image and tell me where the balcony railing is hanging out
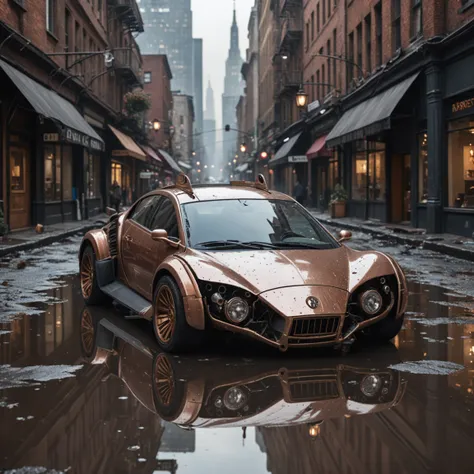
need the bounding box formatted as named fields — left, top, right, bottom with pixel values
left=108, top=0, right=144, bottom=33
left=113, top=47, right=142, bottom=86
left=280, top=15, right=303, bottom=49
left=280, top=0, right=303, bottom=15
left=277, top=70, right=302, bottom=95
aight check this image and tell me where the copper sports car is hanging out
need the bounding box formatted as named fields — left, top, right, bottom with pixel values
left=79, top=174, right=407, bottom=353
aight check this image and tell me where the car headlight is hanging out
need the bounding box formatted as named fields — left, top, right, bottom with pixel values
left=223, top=386, right=247, bottom=411
left=225, top=297, right=249, bottom=324
left=360, top=289, right=383, bottom=315
left=360, top=375, right=382, bottom=397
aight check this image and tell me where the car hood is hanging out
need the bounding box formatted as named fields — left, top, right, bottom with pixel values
left=180, top=246, right=396, bottom=294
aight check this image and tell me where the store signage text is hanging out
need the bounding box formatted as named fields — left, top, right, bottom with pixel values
left=65, top=128, right=103, bottom=151
left=452, top=98, right=474, bottom=114
left=288, top=155, right=308, bottom=163
left=43, top=133, right=59, bottom=142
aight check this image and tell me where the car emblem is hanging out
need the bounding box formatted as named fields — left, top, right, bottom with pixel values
left=306, top=297, right=319, bottom=309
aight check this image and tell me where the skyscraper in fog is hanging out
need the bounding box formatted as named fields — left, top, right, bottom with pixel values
left=222, top=4, right=244, bottom=162
left=192, top=38, right=204, bottom=134
left=204, top=80, right=216, bottom=165
left=137, top=0, right=193, bottom=95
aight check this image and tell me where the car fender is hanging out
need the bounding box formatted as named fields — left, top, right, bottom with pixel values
left=79, top=229, right=110, bottom=262
left=153, top=257, right=205, bottom=331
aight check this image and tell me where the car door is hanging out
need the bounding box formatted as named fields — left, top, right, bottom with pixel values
left=140, top=197, right=181, bottom=299
left=120, top=195, right=162, bottom=296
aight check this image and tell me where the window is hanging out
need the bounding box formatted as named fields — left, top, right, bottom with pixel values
left=144, top=72, right=152, bottom=83
left=10, top=149, right=25, bottom=192
left=411, top=0, right=422, bottom=39
left=332, top=28, right=337, bottom=89
left=311, top=11, right=315, bottom=41
left=447, top=118, right=474, bottom=209
left=356, top=23, right=363, bottom=75
left=392, top=0, right=401, bottom=52
left=306, top=22, right=310, bottom=50
left=321, top=64, right=325, bottom=97
left=64, top=9, right=70, bottom=53
left=111, top=162, right=122, bottom=187
left=365, top=14, right=372, bottom=73
left=46, top=0, right=56, bottom=33
left=85, top=151, right=100, bottom=199
left=316, top=4, right=320, bottom=33
left=63, top=146, right=72, bottom=200
left=347, top=32, right=354, bottom=85
left=327, top=0, right=331, bottom=18
left=375, top=2, right=382, bottom=66
left=327, top=39, right=331, bottom=90
left=311, top=74, right=315, bottom=100
left=129, top=196, right=157, bottom=228
left=418, top=133, right=428, bottom=203
left=322, top=0, right=326, bottom=24
left=316, top=70, right=320, bottom=100
left=150, top=198, right=179, bottom=238
left=44, top=145, right=61, bottom=201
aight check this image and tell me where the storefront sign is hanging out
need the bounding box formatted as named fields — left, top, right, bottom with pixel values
left=452, top=98, right=474, bottom=114
left=65, top=128, right=103, bottom=151
left=140, top=172, right=153, bottom=179
left=43, top=133, right=59, bottom=142
left=288, top=155, right=308, bottom=163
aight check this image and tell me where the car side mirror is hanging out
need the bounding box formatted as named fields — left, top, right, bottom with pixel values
left=338, top=230, right=352, bottom=243
left=151, top=229, right=181, bottom=248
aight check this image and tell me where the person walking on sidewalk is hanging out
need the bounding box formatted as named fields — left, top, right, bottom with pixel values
left=110, top=181, right=122, bottom=213
left=293, top=180, right=306, bottom=206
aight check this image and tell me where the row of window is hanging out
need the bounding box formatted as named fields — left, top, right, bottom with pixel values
left=305, top=0, right=334, bottom=48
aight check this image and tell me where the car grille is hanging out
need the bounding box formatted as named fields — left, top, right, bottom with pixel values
left=289, top=316, right=341, bottom=338
left=289, top=379, right=339, bottom=401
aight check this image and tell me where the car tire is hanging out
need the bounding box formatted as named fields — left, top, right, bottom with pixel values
left=80, top=246, right=108, bottom=305
left=152, top=275, right=204, bottom=353
left=364, top=313, right=405, bottom=343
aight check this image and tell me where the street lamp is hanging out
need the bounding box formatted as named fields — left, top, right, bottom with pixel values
left=295, top=88, right=309, bottom=109
left=152, top=119, right=161, bottom=131
left=260, top=151, right=268, bottom=159
left=240, top=143, right=247, bottom=153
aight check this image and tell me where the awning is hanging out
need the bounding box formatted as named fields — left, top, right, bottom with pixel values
left=0, top=59, right=104, bottom=151
left=178, top=160, right=192, bottom=170
left=236, top=163, right=249, bottom=173
left=143, top=146, right=162, bottom=164
left=326, top=73, right=419, bottom=147
left=157, top=149, right=182, bottom=174
left=269, top=132, right=303, bottom=168
left=306, top=135, right=330, bottom=159
left=109, top=125, right=146, bottom=161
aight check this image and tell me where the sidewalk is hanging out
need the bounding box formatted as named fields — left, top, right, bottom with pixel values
left=309, top=210, right=474, bottom=263
left=0, top=214, right=108, bottom=258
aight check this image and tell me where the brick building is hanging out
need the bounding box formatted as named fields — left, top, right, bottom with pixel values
left=0, top=0, right=156, bottom=231
left=258, top=0, right=474, bottom=237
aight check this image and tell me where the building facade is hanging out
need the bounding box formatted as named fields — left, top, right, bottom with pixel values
left=192, top=38, right=204, bottom=135
left=171, top=93, right=194, bottom=173
left=0, top=0, right=145, bottom=230
left=136, top=0, right=193, bottom=96
left=203, top=81, right=217, bottom=168
left=222, top=5, right=245, bottom=165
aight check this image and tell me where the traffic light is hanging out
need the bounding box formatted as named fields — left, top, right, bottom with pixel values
left=224, top=124, right=230, bottom=132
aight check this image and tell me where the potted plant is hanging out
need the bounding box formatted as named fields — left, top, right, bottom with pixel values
left=0, top=207, right=8, bottom=240
left=329, top=184, right=348, bottom=218
left=123, top=90, right=151, bottom=116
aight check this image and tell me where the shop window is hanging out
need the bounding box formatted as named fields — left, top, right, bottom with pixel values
left=111, top=162, right=122, bottom=187
left=447, top=118, right=474, bottom=209
left=85, top=151, right=100, bottom=199
left=62, top=146, right=73, bottom=200
left=44, top=145, right=61, bottom=201
left=352, top=148, right=367, bottom=201
left=368, top=147, right=386, bottom=201
left=418, top=133, right=428, bottom=203
left=10, top=149, right=25, bottom=192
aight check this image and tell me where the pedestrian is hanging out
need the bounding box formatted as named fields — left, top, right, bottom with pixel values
left=110, top=181, right=122, bottom=213
left=293, top=180, right=305, bottom=205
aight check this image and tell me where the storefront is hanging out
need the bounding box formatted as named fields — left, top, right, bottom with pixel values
left=0, top=59, right=105, bottom=229
left=157, top=149, right=183, bottom=179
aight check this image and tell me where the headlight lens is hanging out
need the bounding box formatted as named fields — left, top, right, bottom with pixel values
left=360, top=375, right=382, bottom=397
left=225, top=297, right=249, bottom=324
left=360, top=289, right=383, bottom=315
left=223, top=386, right=247, bottom=411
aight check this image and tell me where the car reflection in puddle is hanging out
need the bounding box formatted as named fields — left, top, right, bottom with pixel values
left=80, top=305, right=407, bottom=437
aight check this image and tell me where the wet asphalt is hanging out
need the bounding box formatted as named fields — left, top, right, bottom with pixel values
left=0, top=233, right=474, bottom=474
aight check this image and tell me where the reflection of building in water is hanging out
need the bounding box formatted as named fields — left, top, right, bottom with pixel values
left=255, top=428, right=267, bottom=453
left=159, top=421, right=196, bottom=453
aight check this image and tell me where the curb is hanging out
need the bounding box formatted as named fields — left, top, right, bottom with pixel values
left=0, top=222, right=104, bottom=258
left=313, top=214, right=474, bottom=263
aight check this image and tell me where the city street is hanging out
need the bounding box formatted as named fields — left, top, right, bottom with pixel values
left=0, top=233, right=473, bottom=473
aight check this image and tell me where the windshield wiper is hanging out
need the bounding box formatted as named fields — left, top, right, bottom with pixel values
left=271, top=241, right=331, bottom=249
left=243, top=241, right=279, bottom=249
left=194, top=240, right=269, bottom=250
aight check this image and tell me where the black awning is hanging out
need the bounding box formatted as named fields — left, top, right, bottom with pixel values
left=0, top=59, right=104, bottom=150
left=269, top=132, right=303, bottom=168
left=326, top=73, right=419, bottom=147
left=157, top=149, right=183, bottom=174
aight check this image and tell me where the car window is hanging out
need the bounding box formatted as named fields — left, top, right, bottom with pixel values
left=129, top=196, right=158, bottom=229
left=149, top=198, right=179, bottom=239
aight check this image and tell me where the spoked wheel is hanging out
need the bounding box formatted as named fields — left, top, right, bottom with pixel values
left=80, top=308, right=95, bottom=357
left=80, top=246, right=108, bottom=305
left=152, top=275, right=205, bottom=353
left=152, top=352, right=185, bottom=419
left=154, top=286, right=176, bottom=344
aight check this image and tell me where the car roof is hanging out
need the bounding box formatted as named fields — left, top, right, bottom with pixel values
left=157, top=184, right=293, bottom=204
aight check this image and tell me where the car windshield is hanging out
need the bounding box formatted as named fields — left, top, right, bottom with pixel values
left=181, top=199, right=338, bottom=250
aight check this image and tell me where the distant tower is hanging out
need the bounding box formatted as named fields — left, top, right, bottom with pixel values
left=203, top=80, right=216, bottom=166
left=222, top=1, right=244, bottom=164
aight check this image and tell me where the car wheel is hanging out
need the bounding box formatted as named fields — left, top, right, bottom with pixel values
left=80, top=246, right=108, bottom=305
left=152, top=275, right=204, bottom=353
left=151, top=353, right=186, bottom=420
left=363, top=314, right=405, bottom=343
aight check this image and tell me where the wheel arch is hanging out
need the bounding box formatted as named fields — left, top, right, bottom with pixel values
left=79, top=229, right=111, bottom=263
left=153, top=258, right=206, bottom=331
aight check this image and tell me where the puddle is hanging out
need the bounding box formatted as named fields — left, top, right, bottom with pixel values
left=389, top=360, right=465, bottom=375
